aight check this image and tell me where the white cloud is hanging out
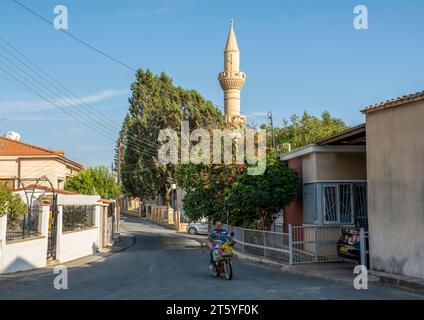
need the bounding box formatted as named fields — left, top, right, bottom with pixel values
left=0, top=89, right=129, bottom=114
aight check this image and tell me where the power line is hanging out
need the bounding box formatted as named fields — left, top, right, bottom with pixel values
left=0, top=35, right=159, bottom=154
left=0, top=63, right=160, bottom=162
left=0, top=35, right=121, bottom=130
left=12, top=0, right=137, bottom=72
left=0, top=52, right=118, bottom=141
left=0, top=43, right=161, bottom=160
left=0, top=64, right=118, bottom=142
left=0, top=56, right=159, bottom=160
left=0, top=5, right=173, bottom=171
left=73, top=142, right=115, bottom=160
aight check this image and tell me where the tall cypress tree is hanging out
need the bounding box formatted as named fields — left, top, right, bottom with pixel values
left=118, top=69, right=223, bottom=202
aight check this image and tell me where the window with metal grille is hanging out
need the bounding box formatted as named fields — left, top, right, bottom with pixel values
left=323, top=184, right=354, bottom=224
left=354, top=185, right=368, bottom=229
left=324, top=185, right=338, bottom=223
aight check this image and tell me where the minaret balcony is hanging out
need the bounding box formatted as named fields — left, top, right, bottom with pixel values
left=218, top=71, right=246, bottom=90
left=218, top=71, right=246, bottom=80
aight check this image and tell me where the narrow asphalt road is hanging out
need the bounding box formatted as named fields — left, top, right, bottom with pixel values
left=0, top=216, right=422, bottom=300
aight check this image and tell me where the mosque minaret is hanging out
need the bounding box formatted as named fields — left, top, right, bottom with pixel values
left=218, top=19, right=246, bottom=124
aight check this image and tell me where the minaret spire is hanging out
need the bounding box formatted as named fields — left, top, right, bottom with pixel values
left=218, top=19, right=246, bottom=124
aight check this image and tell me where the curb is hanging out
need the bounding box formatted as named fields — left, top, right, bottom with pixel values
left=232, top=250, right=377, bottom=285
left=99, top=235, right=136, bottom=258
left=371, top=271, right=424, bottom=294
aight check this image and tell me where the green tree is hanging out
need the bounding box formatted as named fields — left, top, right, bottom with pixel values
left=175, top=163, right=241, bottom=222
left=65, top=166, right=121, bottom=199
left=0, top=184, right=28, bottom=228
left=114, top=113, right=131, bottom=172
left=119, top=69, right=223, bottom=202
left=176, top=154, right=300, bottom=230
left=226, top=152, right=300, bottom=229
left=271, top=111, right=349, bottom=150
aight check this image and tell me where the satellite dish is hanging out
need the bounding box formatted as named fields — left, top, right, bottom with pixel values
left=5, top=131, right=21, bottom=141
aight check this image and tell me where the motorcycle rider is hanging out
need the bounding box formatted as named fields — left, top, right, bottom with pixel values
left=208, top=220, right=231, bottom=270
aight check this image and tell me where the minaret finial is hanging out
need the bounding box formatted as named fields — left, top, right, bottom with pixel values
left=230, top=17, right=234, bottom=26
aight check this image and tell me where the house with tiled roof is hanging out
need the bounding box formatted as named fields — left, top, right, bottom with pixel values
left=279, top=124, right=367, bottom=233
left=279, top=88, right=424, bottom=281
left=0, top=136, right=83, bottom=190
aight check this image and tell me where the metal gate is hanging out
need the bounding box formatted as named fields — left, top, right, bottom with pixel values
left=47, top=194, right=58, bottom=260
left=289, top=225, right=342, bottom=264
left=14, top=176, right=58, bottom=260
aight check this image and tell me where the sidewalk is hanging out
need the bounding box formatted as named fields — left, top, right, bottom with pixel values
left=232, top=250, right=370, bottom=284
left=233, top=250, right=424, bottom=294
left=0, top=234, right=135, bottom=280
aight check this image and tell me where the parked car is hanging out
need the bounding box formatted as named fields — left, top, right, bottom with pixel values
left=186, top=222, right=209, bottom=235
left=336, top=228, right=369, bottom=264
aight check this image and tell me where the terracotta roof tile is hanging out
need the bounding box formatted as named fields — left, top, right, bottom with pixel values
left=0, top=136, right=83, bottom=170
left=0, top=136, right=60, bottom=156
left=13, top=184, right=78, bottom=195
left=98, top=199, right=113, bottom=204
left=361, top=89, right=424, bottom=114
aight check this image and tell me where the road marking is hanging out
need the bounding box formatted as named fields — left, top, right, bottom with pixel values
left=149, top=266, right=154, bottom=273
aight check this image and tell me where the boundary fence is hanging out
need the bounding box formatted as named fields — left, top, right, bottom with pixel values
left=222, top=224, right=344, bottom=265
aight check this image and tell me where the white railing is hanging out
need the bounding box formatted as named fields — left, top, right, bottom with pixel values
left=221, top=223, right=343, bottom=265
left=223, top=224, right=291, bottom=262
left=291, top=225, right=342, bottom=264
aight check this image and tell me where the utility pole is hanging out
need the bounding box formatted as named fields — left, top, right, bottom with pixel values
left=117, top=139, right=122, bottom=184
left=267, top=111, right=276, bottom=150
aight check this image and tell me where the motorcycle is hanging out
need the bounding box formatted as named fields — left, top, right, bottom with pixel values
left=210, top=233, right=235, bottom=280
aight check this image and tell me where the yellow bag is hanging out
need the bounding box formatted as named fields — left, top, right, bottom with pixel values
left=222, top=242, right=233, bottom=256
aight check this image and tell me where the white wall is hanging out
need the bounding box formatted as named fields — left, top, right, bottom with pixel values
left=1, top=203, right=105, bottom=274
left=0, top=206, right=49, bottom=274
left=57, top=195, right=100, bottom=206
left=58, top=228, right=99, bottom=263
left=56, top=205, right=100, bottom=263
left=0, top=237, right=47, bottom=274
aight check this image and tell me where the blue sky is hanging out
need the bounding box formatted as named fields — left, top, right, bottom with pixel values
left=0, top=0, right=423, bottom=167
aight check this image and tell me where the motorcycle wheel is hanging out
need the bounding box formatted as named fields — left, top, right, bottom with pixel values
left=212, top=263, right=220, bottom=277
left=224, top=261, right=232, bottom=280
